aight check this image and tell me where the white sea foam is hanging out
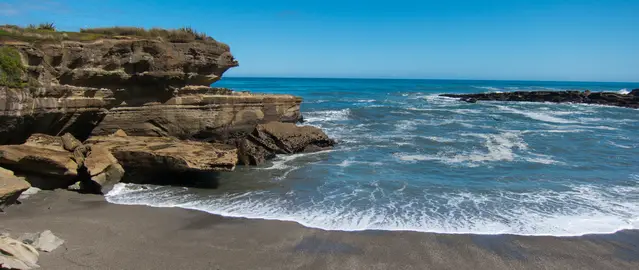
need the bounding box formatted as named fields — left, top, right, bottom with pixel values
left=495, top=105, right=578, bottom=124
left=607, top=141, right=633, bottom=149
left=106, top=183, right=639, bottom=236
left=304, top=109, right=351, bottom=123
left=617, top=88, right=630, bottom=95
left=259, top=150, right=337, bottom=170
left=395, top=132, right=530, bottom=166
left=472, top=86, right=502, bottom=92
left=422, top=136, right=457, bottom=143
left=337, top=159, right=383, bottom=168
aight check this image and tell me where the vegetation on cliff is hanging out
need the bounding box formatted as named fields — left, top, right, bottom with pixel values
left=0, top=24, right=223, bottom=46
left=0, top=46, right=24, bottom=88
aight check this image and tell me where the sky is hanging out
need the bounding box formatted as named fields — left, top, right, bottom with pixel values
left=1, top=0, right=638, bottom=82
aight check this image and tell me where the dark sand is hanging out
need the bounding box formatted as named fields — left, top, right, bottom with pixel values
left=2, top=190, right=638, bottom=270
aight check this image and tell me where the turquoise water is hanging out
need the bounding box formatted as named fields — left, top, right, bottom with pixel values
left=107, top=78, right=639, bottom=236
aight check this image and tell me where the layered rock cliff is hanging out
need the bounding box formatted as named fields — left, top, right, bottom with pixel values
left=0, top=26, right=333, bottom=198
left=0, top=29, right=301, bottom=144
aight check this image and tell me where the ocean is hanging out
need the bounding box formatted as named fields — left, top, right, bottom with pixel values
left=106, top=78, right=639, bottom=236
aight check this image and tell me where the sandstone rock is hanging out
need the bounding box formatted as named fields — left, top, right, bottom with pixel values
left=0, top=37, right=302, bottom=145
left=0, top=234, right=39, bottom=269
left=112, top=129, right=128, bottom=137
left=61, top=133, right=82, bottom=152
left=83, top=146, right=125, bottom=194
left=235, top=122, right=335, bottom=165
left=72, top=145, right=88, bottom=167
left=0, top=144, right=78, bottom=189
left=0, top=168, right=31, bottom=209
left=18, top=230, right=64, bottom=252
left=441, top=90, right=639, bottom=108
left=24, top=134, right=65, bottom=152
left=85, top=135, right=237, bottom=172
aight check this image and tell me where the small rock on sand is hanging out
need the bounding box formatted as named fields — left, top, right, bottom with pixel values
left=19, top=230, right=64, bottom=252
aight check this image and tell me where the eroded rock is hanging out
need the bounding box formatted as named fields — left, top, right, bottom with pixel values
left=83, top=146, right=125, bottom=194
left=61, top=133, right=82, bottom=152
left=0, top=144, right=78, bottom=189
left=0, top=234, right=39, bottom=269
left=85, top=135, right=238, bottom=172
left=441, top=90, right=639, bottom=108
left=0, top=37, right=302, bottom=145
left=235, top=122, right=335, bottom=165
left=0, top=167, right=31, bottom=209
left=18, top=230, right=64, bottom=253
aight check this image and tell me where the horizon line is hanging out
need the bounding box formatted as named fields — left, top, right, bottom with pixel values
left=223, top=76, right=639, bottom=84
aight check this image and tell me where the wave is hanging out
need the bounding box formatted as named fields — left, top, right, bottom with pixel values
left=106, top=183, right=639, bottom=236
left=394, top=132, right=565, bottom=167
left=617, top=88, right=630, bottom=95
left=259, top=150, right=337, bottom=170
left=471, top=86, right=502, bottom=92
left=495, top=105, right=578, bottom=124
left=304, top=109, right=351, bottom=123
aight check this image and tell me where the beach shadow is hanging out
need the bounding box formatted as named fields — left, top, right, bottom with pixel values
left=294, top=236, right=363, bottom=255
left=584, top=230, right=639, bottom=262
left=470, top=235, right=528, bottom=261
left=181, top=214, right=239, bottom=230
left=122, top=170, right=222, bottom=189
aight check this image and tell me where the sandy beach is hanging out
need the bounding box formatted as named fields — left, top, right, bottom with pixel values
left=1, top=190, right=637, bottom=270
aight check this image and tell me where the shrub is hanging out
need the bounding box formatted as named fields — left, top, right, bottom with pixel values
left=37, top=22, right=56, bottom=31
left=80, top=26, right=213, bottom=42
left=0, top=47, right=25, bottom=88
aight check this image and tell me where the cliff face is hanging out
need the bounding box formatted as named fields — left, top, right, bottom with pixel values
left=0, top=36, right=301, bottom=144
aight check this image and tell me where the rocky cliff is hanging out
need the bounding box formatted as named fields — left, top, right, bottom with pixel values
left=0, top=27, right=302, bottom=144
left=0, top=26, right=333, bottom=200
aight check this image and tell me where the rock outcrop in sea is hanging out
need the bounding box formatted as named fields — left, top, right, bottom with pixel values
left=0, top=25, right=334, bottom=201
left=441, top=89, right=639, bottom=108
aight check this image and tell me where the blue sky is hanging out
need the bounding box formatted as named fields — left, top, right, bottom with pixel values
left=1, top=0, right=638, bottom=82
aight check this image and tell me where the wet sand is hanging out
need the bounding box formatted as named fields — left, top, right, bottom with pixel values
left=2, top=190, right=638, bottom=270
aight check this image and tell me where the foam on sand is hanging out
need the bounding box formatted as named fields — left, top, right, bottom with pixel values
left=106, top=182, right=639, bottom=236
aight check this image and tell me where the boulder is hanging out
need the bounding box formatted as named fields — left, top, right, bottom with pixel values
left=0, top=167, right=31, bottom=209
left=235, top=122, right=335, bottom=165
left=85, top=135, right=238, bottom=172
left=0, top=144, right=78, bottom=189
left=61, top=133, right=82, bottom=152
left=112, top=129, right=128, bottom=137
left=630, top=89, right=639, bottom=97
left=83, top=146, right=125, bottom=194
left=0, top=234, right=39, bottom=269
left=24, top=133, right=65, bottom=152
left=18, top=230, right=64, bottom=253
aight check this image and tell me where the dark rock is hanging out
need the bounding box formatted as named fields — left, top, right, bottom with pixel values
left=234, top=122, right=335, bottom=165
left=630, top=89, right=639, bottom=97
left=441, top=90, right=639, bottom=109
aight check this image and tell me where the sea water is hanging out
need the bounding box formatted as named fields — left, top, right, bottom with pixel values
left=106, top=78, right=639, bottom=236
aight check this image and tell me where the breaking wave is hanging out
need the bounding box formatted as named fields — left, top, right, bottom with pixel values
left=107, top=78, right=639, bottom=237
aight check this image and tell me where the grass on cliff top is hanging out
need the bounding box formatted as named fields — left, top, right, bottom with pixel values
left=0, top=46, right=25, bottom=88
left=0, top=24, right=221, bottom=45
